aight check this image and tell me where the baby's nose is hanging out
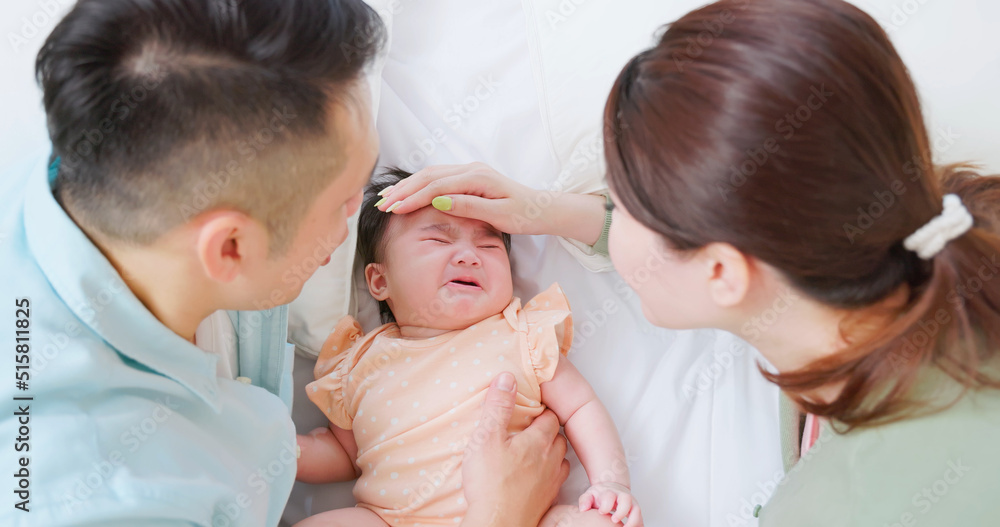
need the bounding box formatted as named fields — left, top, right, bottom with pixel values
left=454, top=246, right=482, bottom=266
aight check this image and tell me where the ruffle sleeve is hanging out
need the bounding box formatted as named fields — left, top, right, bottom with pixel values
left=305, top=316, right=366, bottom=430
left=521, top=283, right=574, bottom=384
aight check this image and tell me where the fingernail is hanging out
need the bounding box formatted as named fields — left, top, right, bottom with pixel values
left=497, top=372, right=515, bottom=392
left=432, top=196, right=452, bottom=211
left=377, top=185, right=394, bottom=197
left=385, top=201, right=402, bottom=213
left=374, top=197, right=387, bottom=208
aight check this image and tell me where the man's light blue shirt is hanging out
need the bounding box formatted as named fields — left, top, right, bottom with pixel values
left=0, top=150, right=298, bottom=526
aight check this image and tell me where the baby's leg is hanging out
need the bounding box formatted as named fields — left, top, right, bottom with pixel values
left=540, top=504, right=622, bottom=527
left=293, top=507, right=389, bottom=527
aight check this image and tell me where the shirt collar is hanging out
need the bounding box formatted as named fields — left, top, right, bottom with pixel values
left=24, top=153, right=222, bottom=411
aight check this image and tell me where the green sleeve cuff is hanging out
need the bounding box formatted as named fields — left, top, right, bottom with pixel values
left=591, top=194, right=613, bottom=257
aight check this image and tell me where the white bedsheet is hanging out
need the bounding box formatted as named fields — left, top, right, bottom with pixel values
left=282, top=2, right=783, bottom=526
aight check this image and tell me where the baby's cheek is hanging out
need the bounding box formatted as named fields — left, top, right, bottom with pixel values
left=491, top=280, right=514, bottom=312
left=490, top=262, right=514, bottom=298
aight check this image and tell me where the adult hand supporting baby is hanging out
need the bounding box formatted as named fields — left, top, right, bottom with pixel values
left=375, top=162, right=606, bottom=246
left=461, top=372, right=570, bottom=527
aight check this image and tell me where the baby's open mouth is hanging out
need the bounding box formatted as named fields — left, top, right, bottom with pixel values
left=447, top=278, right=482, bottom=289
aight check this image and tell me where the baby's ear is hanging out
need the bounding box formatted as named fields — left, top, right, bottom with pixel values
left=365, top=263, right=390, bottom=301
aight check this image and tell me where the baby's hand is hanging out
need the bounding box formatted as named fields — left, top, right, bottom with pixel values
left=578, top=482, right=643, bottom=527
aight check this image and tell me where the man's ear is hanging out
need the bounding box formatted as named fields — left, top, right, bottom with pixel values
left=195, top=211, right=262, bottom=283
left=702, top=242, right=752, bottom=308
left=365, top=262, right=390, bottom=301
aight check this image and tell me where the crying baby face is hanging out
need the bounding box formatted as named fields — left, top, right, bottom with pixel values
left=364, top=206, right=514, bottom=332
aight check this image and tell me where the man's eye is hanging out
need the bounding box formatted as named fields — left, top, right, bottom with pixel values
left=479, top=245, right=501, bottom=249
left=427, top=238, right=449, bottom=244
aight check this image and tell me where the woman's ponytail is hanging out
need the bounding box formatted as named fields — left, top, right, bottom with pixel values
left=771, top=168, right=1000, bottom=429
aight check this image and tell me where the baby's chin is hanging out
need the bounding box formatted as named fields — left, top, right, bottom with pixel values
left=425, top=290, right=508, bottom=329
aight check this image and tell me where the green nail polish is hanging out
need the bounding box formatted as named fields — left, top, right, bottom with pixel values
left=432, top=196, right=452, bottom=211
left=374, top=197, right=387, bottom=208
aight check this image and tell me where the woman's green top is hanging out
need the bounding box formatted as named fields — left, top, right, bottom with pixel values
left=761, top=371, right=1000, bottom=526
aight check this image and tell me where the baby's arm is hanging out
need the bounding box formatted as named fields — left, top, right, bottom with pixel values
left=295, top=424, right=361, bottom=484
left=541, top=355, right=641, bottom=526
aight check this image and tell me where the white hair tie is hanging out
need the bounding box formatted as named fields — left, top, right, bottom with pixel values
left=903, top=194, right=974, bottom=259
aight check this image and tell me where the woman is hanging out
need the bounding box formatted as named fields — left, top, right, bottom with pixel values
left=377, top=0, right=1000, bottom=524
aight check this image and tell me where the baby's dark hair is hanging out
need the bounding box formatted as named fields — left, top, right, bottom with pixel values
left=357, top=167, right=513, bottom=323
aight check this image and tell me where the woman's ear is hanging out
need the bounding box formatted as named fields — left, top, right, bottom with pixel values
left=195, top=211, right=261, bottom=283
left=702, top=242, right=751, bottom=308
left=365, top=262, right=390, bottom=301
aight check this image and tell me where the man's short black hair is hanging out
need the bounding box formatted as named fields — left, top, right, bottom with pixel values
left=37, top=0, right=385, bottom=252
left=358, top=168, right=513, bottom=323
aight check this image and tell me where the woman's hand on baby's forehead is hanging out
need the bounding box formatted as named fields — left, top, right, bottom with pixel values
left=377, top=162, right=610, bottom=246
left=375, top=163, right=541, bottom=235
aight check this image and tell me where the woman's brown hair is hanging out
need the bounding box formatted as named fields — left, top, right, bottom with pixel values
left=604, top=0, right=1000, bottom=428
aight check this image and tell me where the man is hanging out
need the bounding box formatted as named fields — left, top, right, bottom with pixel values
left=0, top=1, right=566, bottom=525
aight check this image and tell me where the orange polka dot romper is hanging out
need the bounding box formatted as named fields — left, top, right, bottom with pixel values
left=306, top=283, right=573, bottom=526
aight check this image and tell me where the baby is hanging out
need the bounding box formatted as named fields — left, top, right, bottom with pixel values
left=295, top=168, right=641, bottom=527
